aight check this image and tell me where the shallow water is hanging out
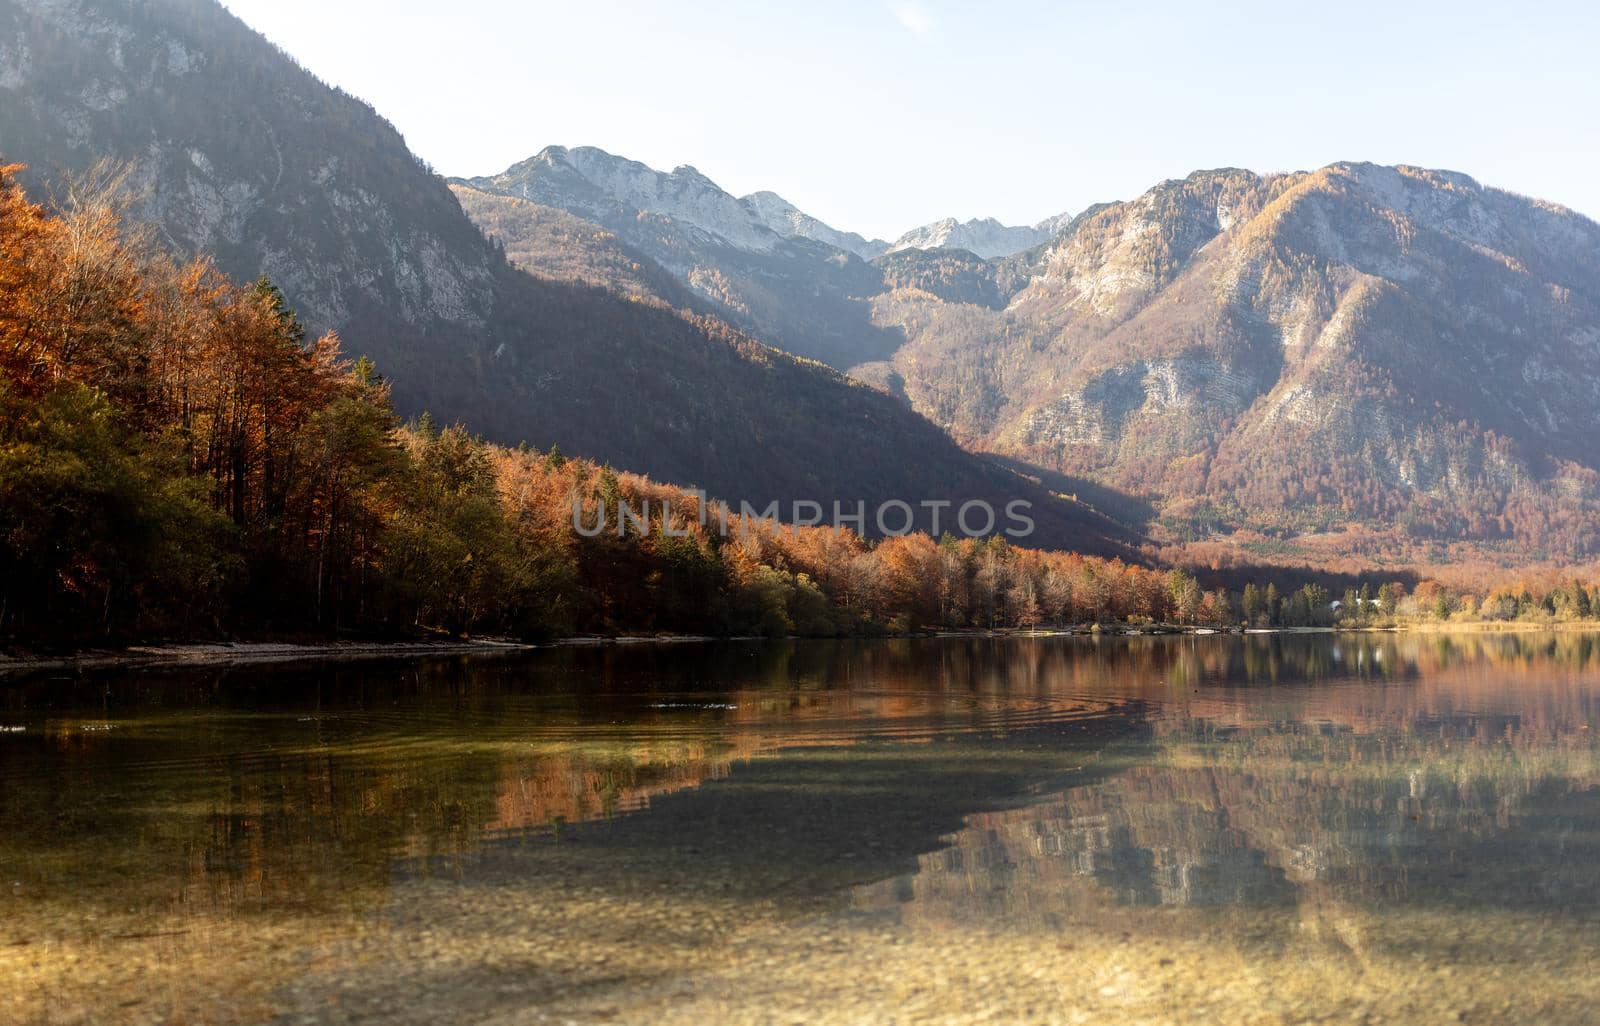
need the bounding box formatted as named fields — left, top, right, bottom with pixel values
left=3, top=633, right=1599, bottom=1025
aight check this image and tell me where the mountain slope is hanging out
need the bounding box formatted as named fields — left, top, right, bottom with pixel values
left=872, top=164, right=1600, bottom=556
left=0, top=0, right=1134, bottom=552
left=741, top=190, right=887, bottom=259
left=456, top=146, right=906, bottom=370
left=451, top=184, right=708, bottom=309
left=0, top=0, right=502, bottom=410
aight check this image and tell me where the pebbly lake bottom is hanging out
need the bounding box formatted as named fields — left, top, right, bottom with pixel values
left=3, top=634, right=1600, bottom=1025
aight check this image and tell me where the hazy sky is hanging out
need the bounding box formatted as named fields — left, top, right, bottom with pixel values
left=221, top=0, right=1600, bottom=240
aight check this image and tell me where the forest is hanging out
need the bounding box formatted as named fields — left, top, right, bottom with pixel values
left=2, top=163, right=1597, bottom=648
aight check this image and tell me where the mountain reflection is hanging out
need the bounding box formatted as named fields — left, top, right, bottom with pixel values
left=856, top=648, right=1600, bottom=930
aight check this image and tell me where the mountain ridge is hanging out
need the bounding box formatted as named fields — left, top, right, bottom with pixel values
left=740, top=189, right=888, bottom=259
left=456, top=145, right=908, bottom=369
left=887, top=214, right=1068, bottom=260
left=870, top=161, right=1600, bottom=556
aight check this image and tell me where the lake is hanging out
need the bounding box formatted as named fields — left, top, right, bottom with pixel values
left=3, top=633, right=1599, bottom=1025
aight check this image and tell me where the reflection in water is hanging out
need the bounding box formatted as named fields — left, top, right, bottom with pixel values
left=861, top=718, right=1600, bottom=922
left=2, top=633, right=1600, bottom=1024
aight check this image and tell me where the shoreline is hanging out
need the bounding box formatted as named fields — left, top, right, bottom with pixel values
left=0, top=639, right=538, bottom=677
left=1372, top=620, right=1600, bottom=633
left=5, top=620, right=1599, bottom=676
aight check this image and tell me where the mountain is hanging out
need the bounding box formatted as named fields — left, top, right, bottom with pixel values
left=20, top=1, right=1589, bottom=560
left=1032, top=210, right=1081, bottom=239
left=0, top=0, right=502, bottom=408
left=870, top=247, right=1018, bottom=310
left=0, top=0, right=1134, bottom=553
left=465, top=146, right=785, bottom=251
left=450, top=184, right=708, bottom=309
left=888, top=215, right=1067, bottom=260
left=870, top=164, right=1600, bottom=556
left=456, top=146, right=905, bottom=370
left=447, top=183, right=1140, bottom=551
left=741, top=190, right=888, bottom=259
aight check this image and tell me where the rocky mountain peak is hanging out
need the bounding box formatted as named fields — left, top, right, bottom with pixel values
left=457, top=145, right=911, bottom=368
left=669, top=163, right=715, bottom=184
left=463, top=146, right=899, bottom=259
left=466, top=145, right=780, bottom=251
left=888, top=215, right=1058, bottom=259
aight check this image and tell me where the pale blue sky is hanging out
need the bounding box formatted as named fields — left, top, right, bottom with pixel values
left=222, top=0, right=1600, bottom=240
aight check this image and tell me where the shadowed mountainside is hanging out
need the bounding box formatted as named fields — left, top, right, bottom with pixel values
left=0, top=0, right=1135, bottom=551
